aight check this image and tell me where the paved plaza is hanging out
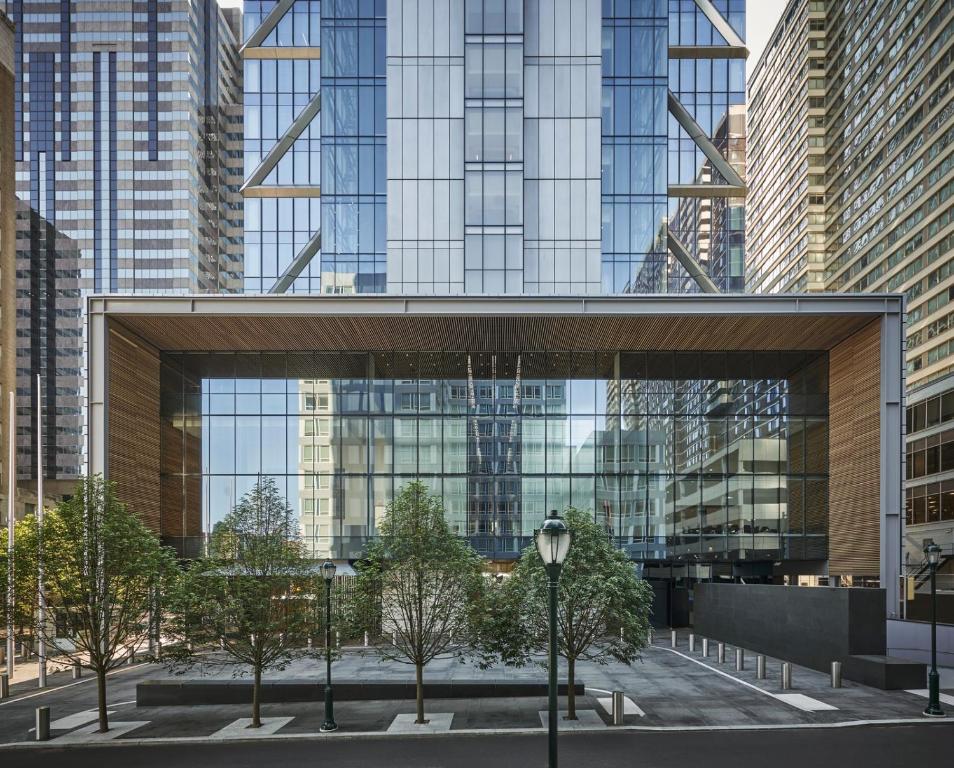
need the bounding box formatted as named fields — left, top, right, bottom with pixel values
left=0, top=630, right=952, bottom=748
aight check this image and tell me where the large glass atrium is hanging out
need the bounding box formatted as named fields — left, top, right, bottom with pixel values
left=159, top=349, right=829, bottom=562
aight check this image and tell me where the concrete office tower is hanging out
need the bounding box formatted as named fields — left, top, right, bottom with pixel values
left=242, top=0, right=746, bottom=295
left=0, top=0, right=244, bottom=491
left=747, top=0, right=953, bottom=391
left=746, top=0, right=826, bottom=296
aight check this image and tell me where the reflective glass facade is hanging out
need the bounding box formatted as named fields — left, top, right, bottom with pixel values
left=246, top=0, right=745, bottom=295
left=160, top=349, right=830, bottom=562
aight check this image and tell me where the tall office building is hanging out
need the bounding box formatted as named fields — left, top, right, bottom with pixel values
left=747, top=0, right=953, bottom=393
left=1, top=8, right=16, bottom=520
left=241, top=0, right=746, bottom=295
left=169, top=0, right=896, bottom=588
left=0, top=0, right=244, bottom=491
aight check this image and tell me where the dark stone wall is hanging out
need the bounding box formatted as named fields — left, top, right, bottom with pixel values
left=693, top=583, right=886, bottom=673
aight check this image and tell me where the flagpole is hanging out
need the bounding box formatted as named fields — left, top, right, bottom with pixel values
left=36, top=375, right=46, bottom=688
left=7, top=391, right=15, bottom=677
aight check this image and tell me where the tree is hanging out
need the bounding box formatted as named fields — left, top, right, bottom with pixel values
left=25, top=476, right=176, bottom=732
left=490, top=507, right=653, bottom=719
left=165, top=477, right=319, bottom=728
left=346, top=481, right=487, bottom=725
left=1, top=516, right=43, bottom=655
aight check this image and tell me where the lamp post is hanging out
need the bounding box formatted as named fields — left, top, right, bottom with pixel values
left=924, top=543, right=945, bottom=717
left=320, top=559, right=338, bottom=732
left=536, top=510, right=571, bottom=768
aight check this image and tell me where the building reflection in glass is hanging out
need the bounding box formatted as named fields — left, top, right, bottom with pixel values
left=159, top=350, right=828, bottom=562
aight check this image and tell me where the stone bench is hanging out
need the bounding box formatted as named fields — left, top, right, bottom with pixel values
left=842, top=655, right=927, bottom=690
left=137, top=678, right=584, bottom=706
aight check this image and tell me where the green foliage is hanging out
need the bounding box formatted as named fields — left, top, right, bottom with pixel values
left=165, top=477, right=319, bottom=726
left=26, top=475, right=177, bottom=731
left=1, top=516, right=43, bottom=634
left=345, top=480, right=487, bottom=723
left=488, top=507, right=653, bottom=716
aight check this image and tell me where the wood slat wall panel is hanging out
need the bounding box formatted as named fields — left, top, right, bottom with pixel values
left=107, top=326, right=161, bottom=532
left=112, top=313, right=877, bottom=353
left=828, top=321, right=881, bottom=577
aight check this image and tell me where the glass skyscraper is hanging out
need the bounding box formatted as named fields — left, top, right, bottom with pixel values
left=1, top=0, right=244, bottom=490
left=201, top=0, right=755, bottom=563
left=242, top=0, right=746, bottom=295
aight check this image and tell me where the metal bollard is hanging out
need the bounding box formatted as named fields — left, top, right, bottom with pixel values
left=36, top=707, right=50, bottom=741
left=688, top=633, right=695, bottom=653
left=392, top=631, right=397, bottom=646
left=648, top=628, right=654, bottom=645
left=717, top=642, right=725, bottom=664
left=336, top=631, right=341, bottom=647
left=364, top=631, right=369, bottom=647
left=701, top=638, right=709, bottom=657
left=756, top=655, right=766, bottom=680
left=671, top=629, right=677, bottom=648
left=831, top=661, right=842, bottom=689
left=72, top=662, right=81, bottom=680
left=781, top=662, right=792, bottom=690
left=307, top=637, right=313, bottom=650
left=735, top=648, right=744, bottom=671
left=0, top=673, right=8, bottom=699
left=612, top=691, right=624, bottom=726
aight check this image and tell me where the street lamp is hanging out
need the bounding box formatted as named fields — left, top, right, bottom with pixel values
left=536, top=510, right=571, bottom=768
left=924, top=543, right=945, bottom=717
left=320, top=559, right=338, bottom=732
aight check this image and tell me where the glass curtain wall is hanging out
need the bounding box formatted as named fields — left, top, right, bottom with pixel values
left=160, top=350, right=829, bottom=562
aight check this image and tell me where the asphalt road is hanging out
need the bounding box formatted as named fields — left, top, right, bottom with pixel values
left=1, top=724, right=951, bottom=768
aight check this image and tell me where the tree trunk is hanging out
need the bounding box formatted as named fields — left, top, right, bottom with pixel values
left=415, top=661, right=426, bottom=724
left=251, top=664, right=262, bottom=728
left=96, top=667, right=109, bottom=732
left=566, top=656, right=577, bottom=720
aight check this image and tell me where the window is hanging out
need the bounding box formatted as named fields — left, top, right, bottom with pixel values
left=317, top=445, right=331, bottom=464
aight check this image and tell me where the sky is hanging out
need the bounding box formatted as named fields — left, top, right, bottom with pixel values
left=745, top=0, right=790, bottom=82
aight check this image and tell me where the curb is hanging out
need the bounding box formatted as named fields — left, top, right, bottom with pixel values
left=1, top=715, right=952, bottom=749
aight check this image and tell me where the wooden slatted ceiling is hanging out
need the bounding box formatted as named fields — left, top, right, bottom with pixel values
left=828, top=320, right=881, bottom=577
left=111, top=312, right=877, bottom=353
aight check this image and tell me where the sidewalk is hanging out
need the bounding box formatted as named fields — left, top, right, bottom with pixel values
left=1, top=629, right=952, bottom=747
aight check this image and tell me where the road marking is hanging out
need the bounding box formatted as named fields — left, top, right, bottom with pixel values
left=597, top=696, right=645, bottom=717
left=54, top=721, right=150, bottom=743
left=3, top=716, right=953, bottom=748
left=652, top=645, right=838, bottom=712
left=905, top=689, right=954, bottom=706
left=775, top=694, right=838, bottom=712
left=211, top=717, right=294, bottom=738
left=50, top=709, right=117, bottom=730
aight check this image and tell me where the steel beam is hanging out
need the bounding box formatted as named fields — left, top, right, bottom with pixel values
left=242, top=91, right=321, bottom=192
left=667, top=229, right=720, bottom=294
left=692, top=0, right=747, bottom=49
left=270, top=228, right=322, bottom=294
left=668, top=91, right=746, bottom=193
left=239, top=0, right=295, bottom=53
